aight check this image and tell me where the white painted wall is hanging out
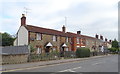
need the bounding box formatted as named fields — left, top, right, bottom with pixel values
left=107, top=43, right=112, bottom=48
left=18, top=26, right=28, bottom=46
left=13, top=38, right=17, bottom=46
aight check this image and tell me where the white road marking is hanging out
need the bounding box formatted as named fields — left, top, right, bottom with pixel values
left=59, top=69, right=69, bottom=72
left=92, top=61, right=105, bottom=65
left=72, top=67, right=81, bottom=70
left=59, top=66, right=82, bottom=72
left=68, top=69, right=76, bottom=72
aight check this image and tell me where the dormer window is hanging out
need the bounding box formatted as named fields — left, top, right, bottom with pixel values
left=36, top=33, right=42, bottom=40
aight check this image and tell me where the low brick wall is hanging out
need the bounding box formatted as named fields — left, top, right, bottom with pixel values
left=2, top=54, right=28, bottom=64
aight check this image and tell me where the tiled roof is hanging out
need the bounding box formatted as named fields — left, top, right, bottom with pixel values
left=25, top=25, right=71, bottom=37
left=1, top=46, right=29, bottom=55
left=24, top=25, right=102, bottom=41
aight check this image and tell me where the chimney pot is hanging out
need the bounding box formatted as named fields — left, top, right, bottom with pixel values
left=22, top=14, right=25, bottom=17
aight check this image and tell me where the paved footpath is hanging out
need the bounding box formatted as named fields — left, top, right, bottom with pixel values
left=1, top=54, right=111, bottom=72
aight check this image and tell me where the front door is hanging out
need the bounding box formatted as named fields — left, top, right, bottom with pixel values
left=60, top=47, right=65, bottom=57
left=62, top=47, right=65, bottom=52
left=45, top=46, right=50, bottom=53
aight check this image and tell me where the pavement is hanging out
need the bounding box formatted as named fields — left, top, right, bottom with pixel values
left=1, top=54, right=113, bottom=72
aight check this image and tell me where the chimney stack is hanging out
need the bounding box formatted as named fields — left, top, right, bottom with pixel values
left=21, top=14, right=26, bottom=26
left=95, top=34, right=98, bottom=39
left=105, top=38, right=107, bottom=42
left=109, top=40, right=112, bottom=42
left=77, top=31, right=81, bottom=34
left=62, top=25, right=66, bottom=33
left=100, top=35, right=103, bottom=40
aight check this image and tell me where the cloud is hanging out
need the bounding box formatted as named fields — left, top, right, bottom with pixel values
left=0, top=0, right=119, bottom=40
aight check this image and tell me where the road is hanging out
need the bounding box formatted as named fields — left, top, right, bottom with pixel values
left=8, top=55, right=118, bottom=72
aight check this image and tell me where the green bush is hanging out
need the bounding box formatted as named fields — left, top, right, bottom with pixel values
left=108, top=47, right=119, bottom=54
left=76, top=48, right=90, bottom=58
left=30, top=45, right=36, bottom=53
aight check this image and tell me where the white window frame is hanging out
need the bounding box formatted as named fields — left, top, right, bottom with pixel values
left=53, top=35, right=57, bottom=41
left=80, top=39, right=83, bottom=44
left=66, top=48, right=69, bottom=51
left=69, top=38, right=72, bottom=43
left=77, top=37, right=79, bottom=44
left=53, top=48, right=56, bottom=51
left=66, top=37, right=69, bottom=42
left=37, top=48, right=41, bottom=54
left=36, top=33, right=42, bottom=40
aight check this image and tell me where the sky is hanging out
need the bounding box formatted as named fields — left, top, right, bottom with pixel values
left=0, top=0, right=119, bottom=41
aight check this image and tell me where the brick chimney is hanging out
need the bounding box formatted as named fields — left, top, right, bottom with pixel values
left=105, top=38, right=107, bottom=42
left=77, top=31, right=81, bottom=34
left=109, top=40, right=112, bottom=42
left=100, top=35, right=103, bottom=40
left=21, top=14, right=26, bottom=26
left=95, top=34, right=98, bottom=39
left=62, top=25, right=66, bottom=33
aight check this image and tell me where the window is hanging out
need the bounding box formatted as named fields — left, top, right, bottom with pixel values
left=36, top=33, right=42, bottom=40
left=81, top=38, right=85, bottom=45
left=80, top=38, right=82, bottom=44
left=82, top=40, right=86, bottom=45
left=53, top=35, right=57, bottom=41
left=69, top=38, right=72, bottom=42
left=77, top=37, right=79, bottom=44
left=53, top=48, right=56, bottom=51
left=66, top=48, right=69, bottom=51
left=86, top=41, right=89, bottom=45
left=66, top=37, right=69, bottom=42
left=37, top=48, right=41, bottom=54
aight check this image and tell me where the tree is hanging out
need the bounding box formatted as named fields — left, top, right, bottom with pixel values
left=112, top=39, right=119, bottom=48
left=1, top=32, right=15, bottom=46
left=109, top=39, right=119, bottom=53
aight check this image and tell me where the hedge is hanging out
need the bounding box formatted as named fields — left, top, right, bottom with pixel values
left=76, top=47, right=90, bottom=58
left=108, top=47, right=119, bottom=54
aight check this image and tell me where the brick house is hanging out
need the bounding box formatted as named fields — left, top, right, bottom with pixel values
left=66, top=33, right=104, bottom=52
left=14, top=14, right=109, bottom=54
left=14, top=14, right=72, bottom=54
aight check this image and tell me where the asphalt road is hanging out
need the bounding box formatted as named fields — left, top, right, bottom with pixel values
left=13, top=55, right=118, bottom=72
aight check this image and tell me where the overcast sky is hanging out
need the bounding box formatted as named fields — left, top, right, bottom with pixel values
left=0, top=0, right=119, bottom=41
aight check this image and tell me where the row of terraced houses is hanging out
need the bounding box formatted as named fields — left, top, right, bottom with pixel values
left=14, top=14, right=112, bottom=54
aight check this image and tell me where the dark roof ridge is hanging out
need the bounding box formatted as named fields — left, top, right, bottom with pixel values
left=24, top=25, right=69, bottom=37
left=26, top=25, right=63, bottom=33
left=67, top=32, right=98, bottom=39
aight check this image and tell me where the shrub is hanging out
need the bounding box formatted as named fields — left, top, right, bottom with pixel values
left=30, top=45, right=36, bottom=53
left=108, top=47, right=119, bottom=54
left=76, top=48, right=90, bottom=58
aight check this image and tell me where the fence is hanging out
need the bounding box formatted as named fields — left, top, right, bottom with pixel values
left=90, top=51, right=110, bottom=56
left=1, top=46, right=110, bottom=64
left=29, top=50, right=109, bottom=62
left=29, top=51, right=76, bottom=62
